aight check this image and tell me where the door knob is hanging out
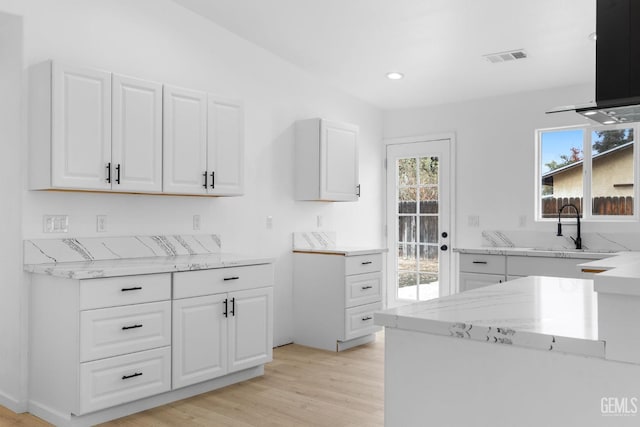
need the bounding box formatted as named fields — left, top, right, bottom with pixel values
left=440, top=244, right=448, bottom=251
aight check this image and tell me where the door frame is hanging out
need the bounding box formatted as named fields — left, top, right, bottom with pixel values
left=383, top=133, right=457, bottom=307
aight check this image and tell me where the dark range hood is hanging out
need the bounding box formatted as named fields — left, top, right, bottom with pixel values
left=548, top=0, right=640, bottom=124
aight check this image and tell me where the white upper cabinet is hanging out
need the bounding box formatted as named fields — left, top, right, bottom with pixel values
left=30, top=61, right=112, bottom=190
left=162, top=85, right=208, bottom=195
left=163, top=88, right=245, bottom=196
left=295, top=118, right=359, bottom=201
left=207, top=96, right=244, bottom=196
left=112, top=74, right=163, bottom=193
left=30, top=61, right=244, bottom=196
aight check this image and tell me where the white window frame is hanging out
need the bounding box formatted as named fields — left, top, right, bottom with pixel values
left=535, top=123, right=640, bottom=222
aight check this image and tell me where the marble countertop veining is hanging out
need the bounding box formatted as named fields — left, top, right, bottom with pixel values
left=454, top=246, right=617, bottom=259
left=24, top=253, right=276, bottom=280
left=375, top=275, right=605, bottom=358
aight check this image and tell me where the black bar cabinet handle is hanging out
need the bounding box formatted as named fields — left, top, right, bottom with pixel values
left=362, top=316, right=372, bottom=321
left=106, top=162, right=111, bottom=183
left=356, top=184, right=361, bottom=197
left=203, top=171, right=208, bottom=189
left=121, top=286, right=142, bottom=292
left=472, top=261, right=488, bottom=265
left=122, top=372, right=142, bottom=380
left=122, top=324, right=143, bottom=330
left=361, top=285, right=373, bottom=290
left=115, top=164, right=121, bottom=184
left=361, top=261, right=373, bottom=265
left=223, top=298, right=228, bottom=317
left=224, top=276, right=240, bottom=281
left=210, top=171, right=215, bottom=189
left=230, top=297, right=235, bottom=316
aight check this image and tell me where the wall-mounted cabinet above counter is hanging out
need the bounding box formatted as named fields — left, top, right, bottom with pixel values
left=29, top=61, right=244, bottom=197
left=295, top=118, right=359, bottom=201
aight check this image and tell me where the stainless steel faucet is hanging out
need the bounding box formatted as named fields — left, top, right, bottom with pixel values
left=557, top=203, right=582, bottom=250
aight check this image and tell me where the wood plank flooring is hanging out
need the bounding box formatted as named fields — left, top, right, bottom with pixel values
left=1, top=333, right=384, bottom=426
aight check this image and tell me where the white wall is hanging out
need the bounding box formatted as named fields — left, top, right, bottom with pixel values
left=383, top=83, right=640, bottom=248
left=0, top=0, right=384, bottom=408
left=0, top=11, right=26, bottom=412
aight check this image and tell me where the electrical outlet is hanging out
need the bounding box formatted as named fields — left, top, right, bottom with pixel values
left=468, top=215, right=480, bottom=228
left=43, top=215, right=69, bottom=233
left=266, top=216, right=273, bottom=229
left=317, top=215, right=323, bottom=228
left=193, top=215, right=201, bottom=231
left=96, top=215, right=107, bottom=232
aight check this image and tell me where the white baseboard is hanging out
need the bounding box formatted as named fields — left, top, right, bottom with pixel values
left=0, top=388, right=27, bottom=414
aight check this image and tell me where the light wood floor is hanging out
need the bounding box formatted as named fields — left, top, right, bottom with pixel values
left=1, top=334, right=384, bottom=427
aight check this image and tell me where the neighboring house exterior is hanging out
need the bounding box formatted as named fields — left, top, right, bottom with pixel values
left=542, top=141, right=634, bottom=198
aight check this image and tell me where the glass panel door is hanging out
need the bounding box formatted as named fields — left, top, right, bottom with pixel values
left=387, top=140, right=451, bottom=306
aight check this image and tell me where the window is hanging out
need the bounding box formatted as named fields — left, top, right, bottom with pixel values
left=536, top=124, right=638, bottom=221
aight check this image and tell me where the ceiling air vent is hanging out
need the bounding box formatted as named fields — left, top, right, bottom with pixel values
left=483, top=49, right=528, bottom=63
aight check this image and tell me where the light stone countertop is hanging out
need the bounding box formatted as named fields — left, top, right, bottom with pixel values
left=292, top=247, right=387, bottom=256
left=375, top=275, right=604, bottom=358
left=454, top=246, right=617, bottom=259
left=24, top=252, right=276, bottom=280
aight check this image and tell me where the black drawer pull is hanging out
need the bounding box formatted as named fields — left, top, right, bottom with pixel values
left=121, top=286, right=142, bottom=292
left=224, top=276, right=240, bottom=281
left=361, top=285, right=373, bottom=290
left=472, top=261, right=488, bottom=264
left=203, top=171, right=208, bottom=189
left=230, top=297, right=235, bottom=316
left=122, top=372, right=143, bottom=380
left=361, top=261, right=373, bottom=265
left=361, top=316, right=373, bottom=321
left=122, top=324, right=143, bottom=330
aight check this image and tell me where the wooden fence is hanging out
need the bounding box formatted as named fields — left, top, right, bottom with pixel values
left=541, top=196, right=633, bottom=218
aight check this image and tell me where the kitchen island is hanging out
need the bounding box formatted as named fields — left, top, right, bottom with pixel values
left=375, top=275, right=640, bottom=427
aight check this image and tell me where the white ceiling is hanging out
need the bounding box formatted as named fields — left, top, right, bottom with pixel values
left=172, top=0, right=597, bottom=110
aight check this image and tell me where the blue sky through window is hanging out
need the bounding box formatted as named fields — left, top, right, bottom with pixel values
left=540, top=129, right=583, bottom=174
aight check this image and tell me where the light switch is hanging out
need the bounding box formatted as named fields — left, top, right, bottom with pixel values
left=193, top=215, right=201, bottom=231
left=96, top=215, right=107, bottom=232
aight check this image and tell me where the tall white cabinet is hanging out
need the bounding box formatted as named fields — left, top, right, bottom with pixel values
left=295, top=118, right=360, bottom=201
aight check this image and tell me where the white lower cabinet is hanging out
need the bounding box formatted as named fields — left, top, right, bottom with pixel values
left=29, top=263, right=273, bottom=425
left=293, top=251, right=383, bottom=351
left=172, top=267, right=274, bottom=389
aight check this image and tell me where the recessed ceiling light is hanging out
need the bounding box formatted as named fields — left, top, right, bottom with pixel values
left=386, top=72, right=404, bottom=80
left=584, top=111, right=597, bottom=116
left=603, top=120, right=616, bottom=124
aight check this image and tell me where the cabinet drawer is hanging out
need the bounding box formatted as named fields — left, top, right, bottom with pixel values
left=79, top=346, right=171, bottom=414
left=459, top=253, right=506, bottom=275
left=345, top=253, right=382, bottom=276
left=80, top=274, right=171, bottom=310
left=344, top=302, right=382, bottom=341
left=173, top=263, right=274, bottom=299
left=507, top=256, right=593, bottom=278
left=345, top=272, right=382, bottom=308
left=459, top=272, right=505, bottom=292
left=80, top=301, right=171, bottom=362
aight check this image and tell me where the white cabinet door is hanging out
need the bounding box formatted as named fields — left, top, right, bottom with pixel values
left=112, top=74, right=163, bottom=192
left=172, top=294, right=228, bottom=389
left=228, top=287, right=273, bottom=373
left=163, top=85, right=208, bottom=194
left=320, top=120, right=359, bottom=201
left=207, top=96, right=244, bottom=195
left=51, top=63, right=112, bottom=190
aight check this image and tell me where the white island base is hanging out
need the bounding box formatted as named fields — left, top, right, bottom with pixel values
left=378, top=276, right=640, bottom=427
left=385, top=328, right=640, bottom=427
